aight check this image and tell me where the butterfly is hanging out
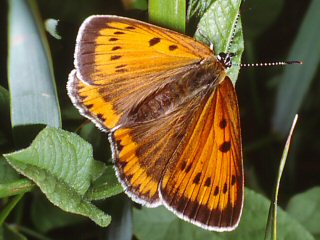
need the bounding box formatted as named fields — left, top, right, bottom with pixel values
left=67, top=15, right=243, bottom=231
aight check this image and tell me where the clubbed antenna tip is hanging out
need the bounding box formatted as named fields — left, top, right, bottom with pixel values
left=286, top=60, right=303, bottom=65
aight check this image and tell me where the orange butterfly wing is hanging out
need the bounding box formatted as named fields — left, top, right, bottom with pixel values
left=68, top=15, right=212, bottom=131
left=160, top=77, right=243, bottom=231
left=68, top=15, right=243, bottom=231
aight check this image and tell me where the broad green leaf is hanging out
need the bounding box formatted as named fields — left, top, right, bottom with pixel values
left=265, top=115, right=298, bottom=240
left=149, top=0, right=186, bottom=33
left=8, top=0, right=61, bottom=140
left=133, top=189, right=314, bottom=240
left=4, top=127, right=111, bottom=227
left=272, top=0, right=320, bottom=136
left=195, top=0, right=243, bottom=83
left=286, top=187, right=320, bottom=236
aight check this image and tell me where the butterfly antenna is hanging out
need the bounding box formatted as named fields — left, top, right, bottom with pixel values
left=235, top=60, right=303, bottom=67
left=226, top=12, right=240, bottom=54
left=197, top=29, right=214, bottom=50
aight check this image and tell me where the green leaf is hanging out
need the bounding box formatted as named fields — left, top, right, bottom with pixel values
left=265, top=115, right=298, bottom=240
left=4, top=127, right=111, bottom=227
left=0, top=179, right=34, bottom=198
left=106, top=197, right=133, bottom=240
left=133, top=188, right=314, bottom=240
left=149, top=0, right=186, bottom=33
left=7, top=0, right=61, bottom=139
left=194, top=0, right=243, bottom=83
left=286, top=187, right=320, bottom=236
left=272, top=0, right=320, bottom=136
left=0, top=156, right=34, bottom=198
left=85, top=166, right=123, bottom=201
left=187, top=0, right=215, bottom=25
left=31, top=193, right=85, bottom=233
left=0, top=156, right=20, bottom=183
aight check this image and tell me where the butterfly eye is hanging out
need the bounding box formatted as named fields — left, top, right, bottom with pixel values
left=217, top=52, right=235, bottom=69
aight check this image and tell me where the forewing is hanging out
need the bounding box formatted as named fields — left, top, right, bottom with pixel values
left=68, top=15, right=213, bottom=131
left=160, top=77, right=243, bottom=231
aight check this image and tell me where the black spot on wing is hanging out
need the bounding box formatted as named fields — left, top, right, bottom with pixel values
left=111, top=55, right=121, bottom=60
left=231, top=175, right=236, bottom=186
left=180, top=161, right=187, bottom=170
left=185, top=164, right=192, bottom=173
left=169, top=45, right=178, bottom=51
left=149, top=37, right=161, bottom=46
left=116, top=64, right=127, bottom=69
left=204, top=177, right=211, bottom=187
left=214, top=186, right=219, bottom=196
left=96, top=113, right=106, bottom=122
left=219, top=141, right=231, bottom=152
left=112, top=46, right=121, bottom=51
left=125, top=26, right=135, bottom=30
left=223, top=183, right=228, bottom=194
left=219, top=119, right=227, bottom=129
left=193, top=173, right=201, bottom=184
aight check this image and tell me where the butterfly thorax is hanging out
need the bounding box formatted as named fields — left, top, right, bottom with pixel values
left=128, top=58, right=226, bottom=123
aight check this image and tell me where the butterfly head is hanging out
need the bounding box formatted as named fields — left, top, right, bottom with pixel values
left=217, top=52, right=235, bottom=69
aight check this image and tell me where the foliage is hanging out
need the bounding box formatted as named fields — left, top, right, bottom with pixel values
left=0, top=0, right=319, bottom=239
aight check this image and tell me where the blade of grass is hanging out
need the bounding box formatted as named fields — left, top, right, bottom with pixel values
left=8, top=0, right=61, bottom=144
left=14, top=225, right=52, bottom=240
left=265, top=114, right=299, bottom=240
left=0, top=194, right=24, bottom=226
left=106, top=198, right=132, bottom=240
left=148, top=0, right=186, bottom=33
